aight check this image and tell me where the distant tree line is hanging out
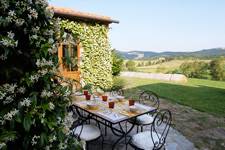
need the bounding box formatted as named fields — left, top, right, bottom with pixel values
left=172, top=57, right=225, bottom=81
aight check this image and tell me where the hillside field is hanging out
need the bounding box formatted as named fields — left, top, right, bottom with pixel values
left=135, top=59, right=211, bottom=73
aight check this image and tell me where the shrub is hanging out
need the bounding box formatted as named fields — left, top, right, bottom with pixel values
left=111, top=77, right=126, bottom=91
left=0, top=0, right=80, bottom=149
left=180, top=61, right=210, bottom=78
left=112, top=50, right=123, bottom=76
left=126, top=60, right=136, bottom=71
left=210, top=57, right=225, bottom=80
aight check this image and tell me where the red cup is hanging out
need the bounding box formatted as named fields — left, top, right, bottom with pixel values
left=108, top=102, right=115, bottom=109
left=85, top=94, right=91, bottom=100
left=102, top=95, right=108, bottom=101
left=129, top=99, right=135, bottom=106
left=83, top=90, right=88, bottom=96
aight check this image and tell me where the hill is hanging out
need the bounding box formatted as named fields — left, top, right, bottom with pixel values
left=116, top=48, right=225, bottom=59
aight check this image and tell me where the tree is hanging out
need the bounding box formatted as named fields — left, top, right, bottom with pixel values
left=112, top=50, right=123, bottom=76
left=0, top=0, right=80, bottom=149
left=126, top=60, right=136, bottom=71
left=210, top=57, right=225, bottom=80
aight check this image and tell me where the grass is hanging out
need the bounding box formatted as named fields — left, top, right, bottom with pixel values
left=122, top=77, right=225, bottom=117
left=136, top=59, right=211, bottom=73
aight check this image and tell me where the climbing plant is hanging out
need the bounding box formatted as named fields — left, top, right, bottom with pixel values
left=0, top=0, right=80, bottom=149
left=60, top=20, right=113, bottom=89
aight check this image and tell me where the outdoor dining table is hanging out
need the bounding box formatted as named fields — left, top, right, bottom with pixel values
left=71, top=93, right=156, bottom=150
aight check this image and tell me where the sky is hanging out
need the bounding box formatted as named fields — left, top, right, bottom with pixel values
left=49, top=0, right=225, bottom=52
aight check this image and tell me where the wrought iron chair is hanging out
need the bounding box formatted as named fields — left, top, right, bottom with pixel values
left=110, top=89, right=124, bottom=97
left=129, top=90, right=160, bottom=132
left=128, top=109, right=172, bottom=150
left=70, top=105, right=104, bottom=150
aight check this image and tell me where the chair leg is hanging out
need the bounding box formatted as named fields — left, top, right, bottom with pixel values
left=101, top=135, right=104, bottom=150
left=141, top=126, right=143, bottom=132
left=136, top=126, right=139, bottom=133
left=105, top=121, right=107, bottom=136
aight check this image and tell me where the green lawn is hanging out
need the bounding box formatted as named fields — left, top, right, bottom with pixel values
left=122, top=77, right=225, bottom=117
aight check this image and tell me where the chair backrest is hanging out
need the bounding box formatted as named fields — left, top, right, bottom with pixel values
left=139, top=91, right=160, bottom=110
left=151, top=109, right=172, bottom=150
left=111, top=89, right=124, bottom=96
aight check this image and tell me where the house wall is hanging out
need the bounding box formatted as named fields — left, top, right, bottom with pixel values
left=60, top=20, right=112, bottom=89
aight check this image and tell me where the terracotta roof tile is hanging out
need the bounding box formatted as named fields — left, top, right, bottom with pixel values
left=50, top=6, right=119, bottom=24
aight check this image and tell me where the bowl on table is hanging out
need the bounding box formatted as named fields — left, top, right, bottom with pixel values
left=129, top=105, right=138, bottom=113
left=86, top=102, right=98, bottom=109
left=116, top=96, right=124, bottom=101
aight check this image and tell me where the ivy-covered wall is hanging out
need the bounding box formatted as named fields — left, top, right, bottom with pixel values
left=60, top=20, right=112, bottom=89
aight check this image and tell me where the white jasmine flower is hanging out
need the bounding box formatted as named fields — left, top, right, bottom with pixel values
left=6, top=16, right=12, bottom=23
left=49, top=102, right=55, bottom=110
left=0, top=91, right=6, bottom=99
left=20, top=98, right=31, bottom=107
left=28, top=14, right=32, bottom=20
left=36, top=58, right=54, bottom=67
left=59, top=142, right=67, bottom=150
left=49, top=135, right=56, bottom=143
left=8, top=10, right=15, bottom=16
left=18, top=86, right=26, bottom=94
left=41, top=90, right=53, bottom=98
left=0, top=54, right=7, bottom=60
left=7, top=31, right=15, bottom=39
left=30, top=74, right=39, bottom=82
left=38, top=69, right=48, bottom=76
left=57, top=117, right=62, bottom=124
left=32, top=26, right=40, bottom=33
left=0, top=143, right=6, bottom=149
left=8, top=84, right=17, bottom=93
left=31, top=135, right=40, bottom=146
left=30, top=9, right=38, bottom=19
left=42, top=113, right=45, bottom=118
left=0, top=119, right=5, bottom=125
left=31, top=34, right=38, bottom=40
left=4, top=109, right=19, bottom=121
left=1, top=39, right=10, bottom=46
left=3, top=96, right=14, bottom=104
left=48, top=38, right=54, bottom=44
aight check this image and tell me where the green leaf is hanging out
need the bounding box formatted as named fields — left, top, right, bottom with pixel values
left=23, top=115, right=32, bottom=132
left=40, top=132, right=47, bottom=146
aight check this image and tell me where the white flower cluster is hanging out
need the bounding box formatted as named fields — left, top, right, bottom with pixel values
left=31, top=135, right=40, bottom=146
left=0, top=143, right=6, bottom=149
left=3, top=96, right=14, bottom=104
left=36, top=58, right=53, bottom=68
left=0, top=54, right=7, bottom=60
left=59, top=142, right=67, bottom=150
left=0, top=91, right=6, bottom=100
left=18, top=86, right=26, bottom=94
left=48, top=48, right=57, bottom=54
left=20, top=98, right=31, bottom=107
left=0, top=38, right=18, bottom=48
left=3, top=83, right=17, bottom=94
left=38, top=68, right=48, bottom=76
left=41, top=90, right=53, bottom=98
left=45, top=8, right=54, bottom=19
left=30, top=74, right=39, bottom=83
left=15, top=18, right=25, bottom=26
left=3, top=109, right=19, bottom=121
left=1, top=0, right=9, bottom=10
left=49, top=102, right=55, bottom=110
left=49, top=135, right=56, bottom=143
left=35, top=0, right=48, bottom=7
left=32, top=26, right=40, bottom=33
left=63, top=112, right=76, bottom=134
left=27, top=7, right=38, bottom=19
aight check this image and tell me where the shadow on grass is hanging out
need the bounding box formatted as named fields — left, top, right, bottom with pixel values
left=123, top=82, right=225, bottom=117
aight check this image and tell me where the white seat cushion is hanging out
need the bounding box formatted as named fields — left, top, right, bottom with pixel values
left=73, top=125, right=101, bottom=141
left=130, top=114, right=154, bottom=125
left=131, top=131, right=161, bottom=150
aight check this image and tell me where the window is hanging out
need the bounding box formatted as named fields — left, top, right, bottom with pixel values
left=59, top=32, right=80, bottom=72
